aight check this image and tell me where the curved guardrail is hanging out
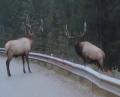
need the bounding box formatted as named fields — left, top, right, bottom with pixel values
left=0, top=48, right=120, bottom=96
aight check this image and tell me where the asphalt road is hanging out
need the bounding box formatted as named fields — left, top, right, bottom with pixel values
left=0, top=55, right=99, bottom=97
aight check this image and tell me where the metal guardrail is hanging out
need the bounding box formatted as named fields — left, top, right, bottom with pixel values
left=0, top=48, right=120, bottom=96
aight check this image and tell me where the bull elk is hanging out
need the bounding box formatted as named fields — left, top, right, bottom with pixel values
left=65, top=24, right=105, bottom=71
left=5, top=15, right=34, bottom=76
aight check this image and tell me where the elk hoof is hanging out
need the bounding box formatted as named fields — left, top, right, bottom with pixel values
left=8, top=74, right=11, bottom=77
left=23, top=70, right=26, bottom=73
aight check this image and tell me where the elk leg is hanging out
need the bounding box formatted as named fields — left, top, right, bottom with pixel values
left=25, top=54, right=32, bottom=73
left=100, top=65, right=104, bottom=72
left=83, top=57, right=86, bottom=66
left=6, top=58, right=11, bottom=77
left=22, top=55, right=26, bottom=73
left=97, top=62, right=104, bottom=72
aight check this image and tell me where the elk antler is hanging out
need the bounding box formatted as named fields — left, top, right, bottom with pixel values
left=26, top=15, right=32, bottom=33
left=39, top=18, right=44, bottom=32
left=65, top=24, right=86, bottom=39
left=65, top=24, right=72, bottom=38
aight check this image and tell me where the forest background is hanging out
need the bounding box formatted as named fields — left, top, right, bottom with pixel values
left=0, top=0, right=120, bottom=71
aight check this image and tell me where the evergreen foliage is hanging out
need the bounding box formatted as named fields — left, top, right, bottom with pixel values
left=0, top=0, right=120, bottom=70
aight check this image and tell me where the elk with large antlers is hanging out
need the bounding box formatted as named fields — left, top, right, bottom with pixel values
left=5, top=16, right=34, bottom=76
left=65, top=24, right=105, bottom=71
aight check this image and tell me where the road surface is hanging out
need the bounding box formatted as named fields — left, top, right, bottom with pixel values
left=0, top=55, right=99, bottom=97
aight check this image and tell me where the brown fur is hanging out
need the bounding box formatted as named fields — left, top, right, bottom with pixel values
left=5, top=32, right=33, bottom=76
left=75, top=41, right=105, bottom=71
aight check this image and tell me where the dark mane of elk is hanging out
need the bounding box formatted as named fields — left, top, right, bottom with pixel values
left=65, top=24, right=105, bottom=71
